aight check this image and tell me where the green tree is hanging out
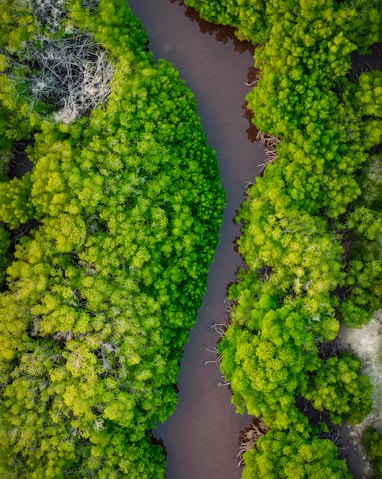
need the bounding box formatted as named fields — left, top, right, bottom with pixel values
left=242, top=428, right=352, bottom=479
left=362, top=427, right=382, bottom=478
left=303, top=353, right=372, bottom=426
left=0, top=172, right=35, bottom=229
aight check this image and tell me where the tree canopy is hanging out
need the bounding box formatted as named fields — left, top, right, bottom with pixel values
left=0, top=0, right=225, bottom=477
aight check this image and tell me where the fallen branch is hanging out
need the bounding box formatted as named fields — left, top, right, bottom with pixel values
left=237, top=419, right=269, bottom=467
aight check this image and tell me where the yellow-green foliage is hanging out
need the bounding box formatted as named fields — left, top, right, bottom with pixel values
left=0, top=1, right=225, bottom=477
left=362, top=428, right=382, bottom=478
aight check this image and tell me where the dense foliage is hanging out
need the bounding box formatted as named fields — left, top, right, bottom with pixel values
left=185, top=0, right=382, bottom=477
left=242, top=428, right=352, bottom=479
left=0, top=1, right=225, bottom=477
left=362, top=427, right=382, bottom=478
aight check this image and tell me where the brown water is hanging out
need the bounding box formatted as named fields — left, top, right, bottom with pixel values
left=126, top=1, right=265, bottom=478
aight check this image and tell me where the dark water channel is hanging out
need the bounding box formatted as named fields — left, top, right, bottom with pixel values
left=127, top=1, right=265, bottom=478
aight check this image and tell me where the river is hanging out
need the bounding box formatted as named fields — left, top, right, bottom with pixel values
left=127, top=1, right=265, bottom=478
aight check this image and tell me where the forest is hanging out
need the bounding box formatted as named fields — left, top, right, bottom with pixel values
left=1, top=0, right=382, bottom=478
left=0, top=0, right=225, bottom=477
left=183, top=0, right=382, bottom=477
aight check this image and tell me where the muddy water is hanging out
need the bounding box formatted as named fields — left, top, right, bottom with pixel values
left=127, top=1, right=265, bottom=478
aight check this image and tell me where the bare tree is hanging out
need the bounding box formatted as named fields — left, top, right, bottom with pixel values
left=256, top=129, right=281, bottom=167
left=10, top=0, right=113, bottom=123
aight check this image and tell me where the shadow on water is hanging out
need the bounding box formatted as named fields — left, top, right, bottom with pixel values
left=242, top=66, right=261, bottom=143
left=243, top=99, right=259, bottom=144
left=169, top=0, right=255, bottom=55
left=169, top=0, right=261, bottom=143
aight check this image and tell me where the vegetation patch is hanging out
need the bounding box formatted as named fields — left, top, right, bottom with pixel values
left=0, top=1, right=225, bottom=477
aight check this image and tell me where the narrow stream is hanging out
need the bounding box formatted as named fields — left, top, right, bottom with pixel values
left=127, top=1, right=266, bottom=477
